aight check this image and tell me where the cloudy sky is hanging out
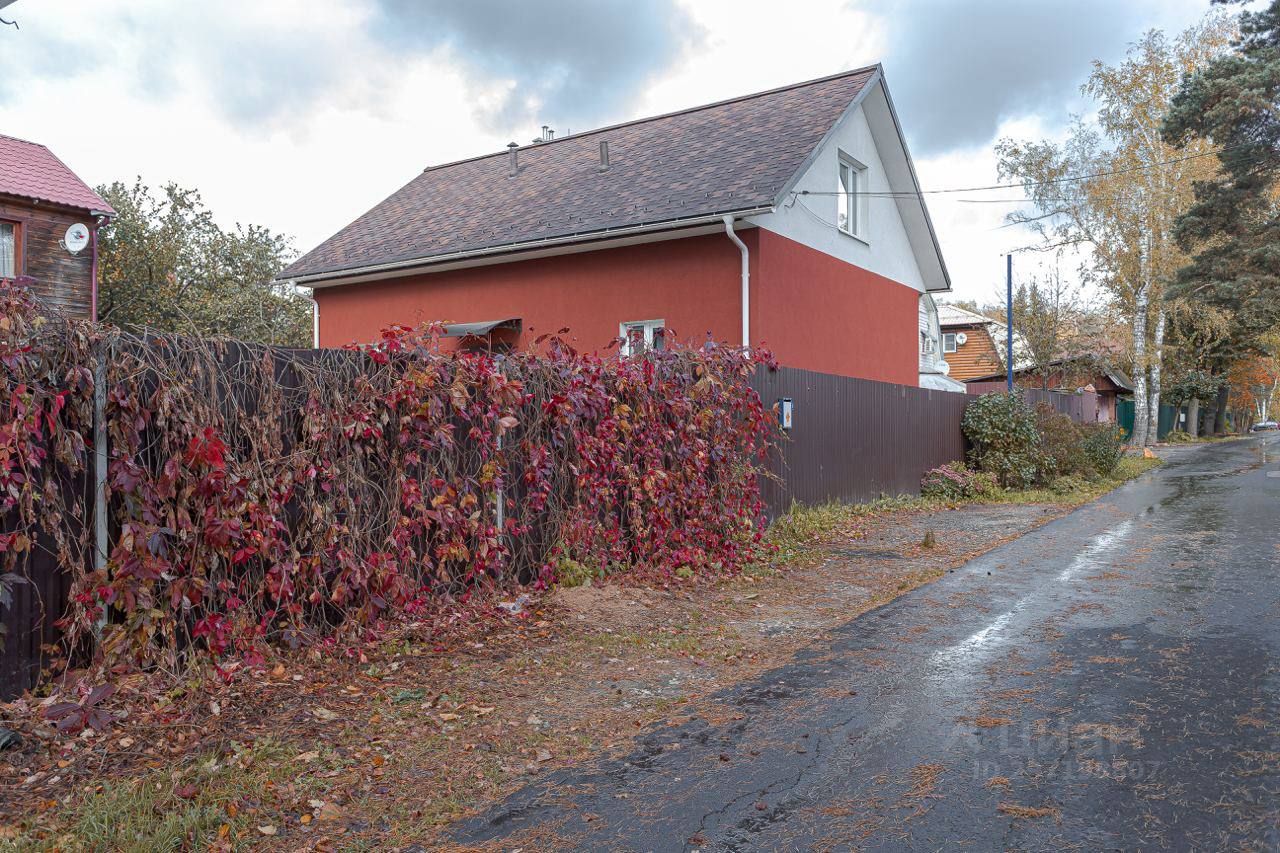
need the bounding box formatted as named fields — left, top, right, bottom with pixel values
left=0, top=0, right=1215, bottom=302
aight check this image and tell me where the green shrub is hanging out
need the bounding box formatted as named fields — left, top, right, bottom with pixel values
left=1079, top=423, right=1125, bottom=477
left=554, top=555, right=598, bottom=588
left=921, top=462, right=1000, bottom=500
left=1049, top=474, right=1090, bottom=495
left=962, top=393, right=1041, bottom=488
left=1034, top=403, right=1087, bottom=482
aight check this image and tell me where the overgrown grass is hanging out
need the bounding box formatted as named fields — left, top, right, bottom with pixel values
left=4, top=739, right=313, bottom=852
left=760, top=453, right=1164, bottom=570
left=986, top=455, right=1162, bottom=505
left=761, top=495, right=935, bottom=569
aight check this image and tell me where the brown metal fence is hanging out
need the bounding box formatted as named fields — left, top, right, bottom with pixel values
left=0, top=475, right=85, bottom=701
left=750, top=366, right=971, bottom=520
left=3, top=362, right=974, bottom=698
left=965, top=383, right=1101, bottom=423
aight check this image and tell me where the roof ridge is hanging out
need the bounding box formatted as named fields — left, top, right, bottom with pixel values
left=0, top=132, right=49, bottom=149
left=420, top=64, right=881, bottom=175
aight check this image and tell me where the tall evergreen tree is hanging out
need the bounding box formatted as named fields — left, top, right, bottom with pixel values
left=1162, top=0, right=1280, bottom=346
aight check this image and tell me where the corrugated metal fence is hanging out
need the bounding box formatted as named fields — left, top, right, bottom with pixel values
left=966, top=383, right=1101, bottom=423
left=3, top=363, right=974, bottom=697
left=750, top=366, right=971, bottom=519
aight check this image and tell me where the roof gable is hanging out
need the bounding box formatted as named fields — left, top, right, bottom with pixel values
left=281, top=67, right=879, bottom=283
left=0, top=134, right=115, bottom=215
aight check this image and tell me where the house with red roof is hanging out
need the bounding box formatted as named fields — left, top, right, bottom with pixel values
left=279, top=66, right=952, bottom=386
left=0, top=133, right=115, bottom=319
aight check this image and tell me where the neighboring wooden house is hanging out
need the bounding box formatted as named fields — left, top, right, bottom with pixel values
left=967, top=358, right=1134, bottom=422
left=0, top=133, right=114, bottom=319
left=279, top=66, right=953, bottom=386
left=918, top=293, right=965, bottom=392
left=935, top=303, right=1010, bottom=381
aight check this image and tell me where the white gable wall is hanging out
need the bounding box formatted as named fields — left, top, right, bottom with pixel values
left=747, top=86, right=927, bottom=293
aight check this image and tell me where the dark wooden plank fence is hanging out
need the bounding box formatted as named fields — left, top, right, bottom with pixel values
left=750, top=366, right=971, bottom=520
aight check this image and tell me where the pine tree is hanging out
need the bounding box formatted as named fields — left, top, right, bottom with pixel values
left=1162, top=0, right=1280, bottom=348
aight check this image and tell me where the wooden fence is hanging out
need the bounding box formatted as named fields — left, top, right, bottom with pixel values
left=750, top=366, right=971, bottom=520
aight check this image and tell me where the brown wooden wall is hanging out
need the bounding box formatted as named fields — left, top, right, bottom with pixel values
left=750, top=366, right=971, bottom=520
left=0, top=195, right=95, bottom=318
left=942, top=323, right=1003, bottom=381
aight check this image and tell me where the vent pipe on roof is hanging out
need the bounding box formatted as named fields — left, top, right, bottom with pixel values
left=506, top=142, right=518, bottom=176
left=598, top=140, right=610, bottom=172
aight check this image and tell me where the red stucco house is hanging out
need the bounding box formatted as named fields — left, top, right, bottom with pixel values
left=279, top=66, right=952, bottom=386
left=0, top=133, right=115, bottom=319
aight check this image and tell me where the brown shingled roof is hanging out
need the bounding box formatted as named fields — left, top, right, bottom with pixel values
left=281, top=66, right=879, bottom=283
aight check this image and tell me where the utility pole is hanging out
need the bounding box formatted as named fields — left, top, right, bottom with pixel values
left=1006, top=253, right=1014, bottom=392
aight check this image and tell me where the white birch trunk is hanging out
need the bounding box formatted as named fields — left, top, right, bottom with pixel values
left=1131, top=286, right=1150, bottom=447
left=1146, top=307, right=1166, bottom=445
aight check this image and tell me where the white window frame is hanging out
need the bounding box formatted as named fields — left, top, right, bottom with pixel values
left=837, top=152, right=869, bottom=241
left=943, top=332, right=958, bottom=354
left=620, top=319, right=666, bottom=356
left=0, top=221, right=16, bottom=279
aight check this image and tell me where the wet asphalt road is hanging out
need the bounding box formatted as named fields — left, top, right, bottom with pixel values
left=454, top=437, right=1280, bottom=851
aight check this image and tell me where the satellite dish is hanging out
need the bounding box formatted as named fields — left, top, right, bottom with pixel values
left=955, top=332, right=968, bottom=346
left=938, top=359, right=951, bottom=375
left=64, top=223, right=90, bottom=255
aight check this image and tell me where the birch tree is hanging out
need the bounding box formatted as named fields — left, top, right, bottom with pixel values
left=996, top=17, right=1233, bottom=444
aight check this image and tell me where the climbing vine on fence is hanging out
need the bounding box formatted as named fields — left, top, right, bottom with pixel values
left=0, top=280, right=776, bottom=682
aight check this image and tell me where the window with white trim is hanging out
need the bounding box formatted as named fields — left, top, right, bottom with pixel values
left=837, top=153, right=868, bottom=238
left=943, top=333, right=958, bottom=353
left=620, top=319, right=665, bottom=355
left=0, top=222, right=15, bottom=279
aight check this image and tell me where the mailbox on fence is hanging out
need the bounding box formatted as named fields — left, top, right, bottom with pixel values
left=778, top=397, right=793, bottom=431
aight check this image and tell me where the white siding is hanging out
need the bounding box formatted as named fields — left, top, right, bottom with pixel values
left=747, top=94, right=927, bottom=293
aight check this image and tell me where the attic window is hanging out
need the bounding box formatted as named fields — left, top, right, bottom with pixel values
left=837, top=153, right=868, bottom=238
left=943, top=333, right=958, bottom=353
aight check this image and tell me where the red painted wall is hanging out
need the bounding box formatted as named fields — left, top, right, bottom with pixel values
left=313, top=227, right=920, bottom=386
left=753, top=229, right=919, bottom=385
left=314, top=232, right=752, bottom=353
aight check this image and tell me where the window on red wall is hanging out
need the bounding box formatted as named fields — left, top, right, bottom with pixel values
left=0, top=221, right=17, bottom=279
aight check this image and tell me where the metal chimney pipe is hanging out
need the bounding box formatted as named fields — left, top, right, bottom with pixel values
left=598, top=140, right=610, bottom=171
left=507, top=142, right=518, bottom=176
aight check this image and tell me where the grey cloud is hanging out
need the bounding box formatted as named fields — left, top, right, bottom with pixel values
left=372, top=0, right=702, bottom=132
left=0, top=22, right=108, bottom=103
left=863, top=0, right=1170, bottom=155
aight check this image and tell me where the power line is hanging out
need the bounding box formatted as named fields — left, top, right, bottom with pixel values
left=793, top=143, right=1262, bottom=200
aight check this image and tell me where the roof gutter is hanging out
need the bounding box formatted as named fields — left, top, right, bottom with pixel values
left=281, top=206, right=775, bottom=288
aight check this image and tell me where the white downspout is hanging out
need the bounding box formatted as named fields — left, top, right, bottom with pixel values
left=307, top=290, right=319, bottom=348
left=722, top=215, right=749, bottom=348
